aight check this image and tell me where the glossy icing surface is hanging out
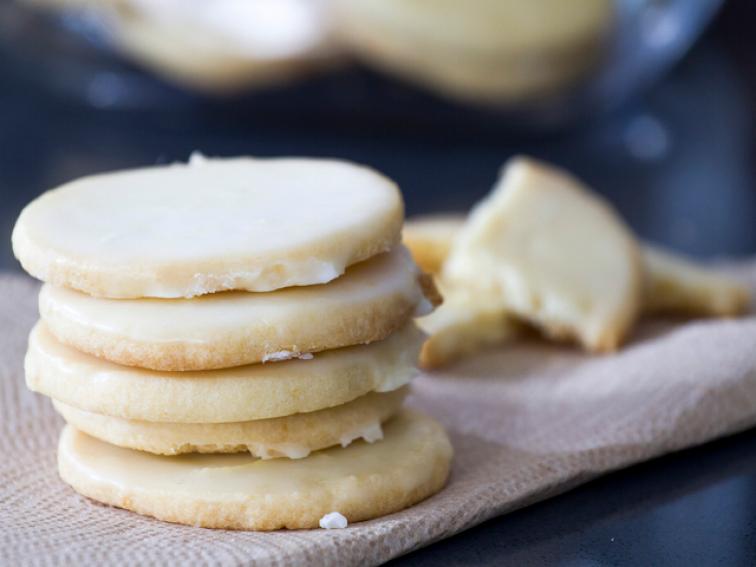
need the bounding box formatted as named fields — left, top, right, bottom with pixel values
left=26, top=322, right=423, bottom=422
left=13, top=157, right=402, bottom=297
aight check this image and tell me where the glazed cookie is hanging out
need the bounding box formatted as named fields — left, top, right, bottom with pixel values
left=642, top=246, right=749, bottom=317
left=13, top=157, right=403, bottom=298
left=26, top=0, right=338, bottom=92
left=403, top=215, right=465, bottom=275
left=418, top=290, right=519, bottom=369
left=332, top=0, right=612, bottom=103
left=58, top=411, right=453, bottom=530
left=53, top=388, right=407, bottom=457
left=40, top=247, right=429, bottom=371
left=106, top=0, right=338, bottom=93
left=405, top=214, right=750, bottom=321
left=26, top=322, right=423, bottom=423
left=444, top=157, right=643, bottom=352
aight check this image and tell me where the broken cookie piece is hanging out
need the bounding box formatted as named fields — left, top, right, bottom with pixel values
left=643, top=246, right=749, bottom=317
left=444, top=157, right=643, bottom=352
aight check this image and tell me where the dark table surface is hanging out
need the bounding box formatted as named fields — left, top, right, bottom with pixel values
left=2, top=2, right=756, bottom=565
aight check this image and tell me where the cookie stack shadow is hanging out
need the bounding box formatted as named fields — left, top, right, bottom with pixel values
left=13, top=157, right=452, bottom=530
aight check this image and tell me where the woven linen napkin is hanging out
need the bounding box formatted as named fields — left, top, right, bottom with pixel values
left=3, top=268, right=756, bottom=567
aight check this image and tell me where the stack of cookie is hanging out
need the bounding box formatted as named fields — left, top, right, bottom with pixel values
left=13, top=156, right=452, bottom=530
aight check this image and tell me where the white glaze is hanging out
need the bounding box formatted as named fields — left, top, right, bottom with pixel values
left=14, top=157, right=402, bottom=297
left=39, top=247, right=421, bottom=351
left=26, top=322, right=422, bottom=423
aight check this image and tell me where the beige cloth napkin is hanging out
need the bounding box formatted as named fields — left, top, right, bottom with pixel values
left=3, top=268, right=756, bottom=566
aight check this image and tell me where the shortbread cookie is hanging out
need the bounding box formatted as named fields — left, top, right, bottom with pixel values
left=25, top=0, right=338, bottom=92
left=405, top=214, right=750, bottom=320
left=40, top=247, right=426, bottom=371
left=643, top=246, right=749, bottom=317
left=403, top=215, right=465, bottom=274
left=53, top=388, right=407, bottom=457
left=405, top=216, right=518, bottom=367
left=58, top=411, right=453, bottom=530
left=333, top=0, right=612, bottom=103
left=13, top=157, right=403, bottom=298
left=418, top=290, right=519, bottom=369
left=444, top=157, right=642, bottom=352
left=404, top=217, right=522, bottom=368
left=26, top=322, right=422, bottom=423
left=106, top=0, right=338, bottom=93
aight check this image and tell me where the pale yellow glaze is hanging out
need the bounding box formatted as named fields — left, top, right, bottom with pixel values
left=57, top=411, right=453, bottom=530
left=13, top=157, right=403, bottom=298
left=39, top=247, right=425, bottom=370
left=444, top=157, right=642, bottom=352
left=52, top=388, right=407, bottom=457
left=26, top=322, right=423, bottom=423
left=405, top=213, right=749, bottom=323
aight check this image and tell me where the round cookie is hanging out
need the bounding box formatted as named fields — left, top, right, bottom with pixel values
left=58, top=411, right=453, bottom=530
left=26, top=0, right=339, bottom=93
left=40, top=247, right=428, bottom=371
left=332, top=0, right=613, bottom=103
left=26, top=322, right=423, bottom=423
left=52, top=388, right=407, bottom=457
left=105, top=0, right=339, bottom=94
left=12, top=157, right=403, bottom=298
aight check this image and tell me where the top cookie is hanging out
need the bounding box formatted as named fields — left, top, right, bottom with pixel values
left=12, top=157, right=403, bottom=298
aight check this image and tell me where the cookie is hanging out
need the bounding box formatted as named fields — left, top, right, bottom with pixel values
left=53, top=388, right=407, bottom=457
left=106, top=0, right=338, bottom=93
left=12, top=157, right=403, bottom=298
left=403, top=215, right=465, bottom=274
left=418, top=289, right=519, bottom=369
left=40, top=247, right=426, bottom=371
left=58, top=410, right=453, bottom=530
left=26, top=322, right=422, bottom=423
left=642, top=246, right=750, bottom=317
left=405, top=215, right=750, bottom=320
left=403, top=217, right=520, bottom=368
left=444, top=157, right=643, bottom=352
left=332, top=0, right=612, bottom=103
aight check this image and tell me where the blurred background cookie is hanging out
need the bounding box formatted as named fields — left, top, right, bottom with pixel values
left=331, top=0, right=614, bottom=104
left=21, top=0, right=341, bottom=93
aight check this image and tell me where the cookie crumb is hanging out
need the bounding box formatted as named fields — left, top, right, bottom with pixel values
left=319, top=512, right=348, bottom=529
left=262, top=350, right=314, bottom=363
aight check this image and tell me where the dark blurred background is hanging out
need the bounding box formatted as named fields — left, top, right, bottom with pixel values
left=2, top=0, right=756, bottom=564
